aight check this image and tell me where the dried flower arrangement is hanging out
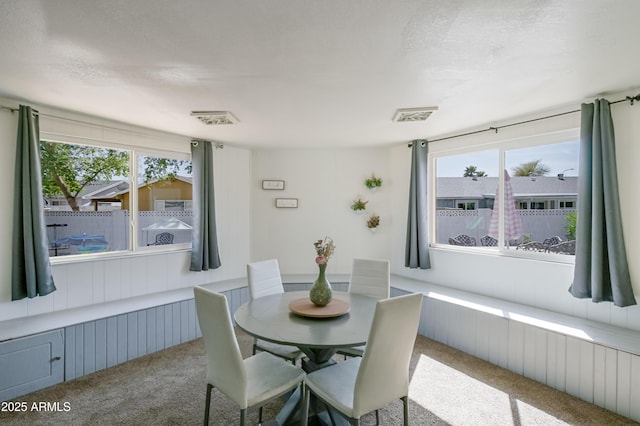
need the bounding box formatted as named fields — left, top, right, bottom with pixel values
left=313, top=236, right=336, bottom=265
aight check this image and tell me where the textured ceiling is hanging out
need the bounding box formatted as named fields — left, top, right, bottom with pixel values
left=0, top=0, right=639, bottom=148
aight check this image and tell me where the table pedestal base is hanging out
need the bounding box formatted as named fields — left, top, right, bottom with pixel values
left=298, top=347, right=338, bottom=371
left=274, top=349, right=352, bottom=426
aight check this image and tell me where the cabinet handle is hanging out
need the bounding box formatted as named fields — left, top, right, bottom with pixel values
left=51, top=356, right=61, bottom=361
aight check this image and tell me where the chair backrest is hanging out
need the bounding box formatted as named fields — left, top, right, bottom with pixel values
left=348, top=258, right=390, bottom=299
left=542, top=236, right=562, bottom=247
left=547, top=239, right=576, bottom=255
left=480, top=235, right=498, bottom=247
left=155, top=232, right=174, bottom=245
left=247, top=259, right=284, bottom=300
left=353, top=293, right=423, bottom=417
left=457, top=234, right=476, bottom=246
left=449, top=234, right=476, bottom=246
left=193, top=286, right=247, bottom=406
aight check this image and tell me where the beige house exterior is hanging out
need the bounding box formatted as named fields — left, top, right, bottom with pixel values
left=45, top=176, right=192, bottom=212
left=120, top=177, right=192, bottom=211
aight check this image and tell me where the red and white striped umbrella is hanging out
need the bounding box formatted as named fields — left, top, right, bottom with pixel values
left=488, top=169, right=523, bottom=241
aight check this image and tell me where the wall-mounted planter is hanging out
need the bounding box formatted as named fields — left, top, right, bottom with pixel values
left=351, top=197, right=368, bottom=214
left=367, top=214, right=380, bottom=232
left=365, top=174, right=382, bottom=191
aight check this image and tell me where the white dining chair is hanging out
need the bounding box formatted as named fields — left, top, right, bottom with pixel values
left=194, top=286, right=305, bottom=426
left=247, top=259, right=304, bottom=364
left=301, top=292, right=423, bottom=426
left=338, top=258, right=390, bottom=358
left=348, top=258, right=391, bottom=300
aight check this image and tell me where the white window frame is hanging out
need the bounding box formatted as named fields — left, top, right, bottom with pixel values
left=41, top=138, right=193, bottom=264
left=429, top=128, right=579, bottom=264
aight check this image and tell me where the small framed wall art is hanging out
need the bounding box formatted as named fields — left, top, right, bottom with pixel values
left=275, top=198, right=298, bottom=208
left=262, top=180, right=285, bottom=190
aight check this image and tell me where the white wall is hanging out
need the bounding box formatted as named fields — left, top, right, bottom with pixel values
left=0, top=99, right=251, bottom=323
left=251, top=148, right=391, bottom=275
left=389, top=95, right=640, bottom=331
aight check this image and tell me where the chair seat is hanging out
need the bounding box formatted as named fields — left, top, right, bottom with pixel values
left=244, top=352, right=306, bottom=408
left=305, top=357, right=362, bottom=417
left=255, top=339, right=303, bottom=361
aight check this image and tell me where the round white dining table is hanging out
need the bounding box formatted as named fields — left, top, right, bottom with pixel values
left=234, top=291, right=378, bottom=370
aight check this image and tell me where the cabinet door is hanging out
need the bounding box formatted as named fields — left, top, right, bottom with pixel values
left=0, top=329, right=64, bottom=401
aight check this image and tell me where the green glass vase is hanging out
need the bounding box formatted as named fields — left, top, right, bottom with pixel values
left=310, top=263, right=333, bottom=307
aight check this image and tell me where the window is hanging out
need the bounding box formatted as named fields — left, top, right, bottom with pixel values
left=136, top=153, right=192, bottom=249
left=560, top=201, right=574, bottom=208
left=531, top=202, right=545, bottom=210
left=457, top=201, right=476, bottom=210
left=433, top=137, right=579, bottom=257
left=434, top=149, right=498, bottom=246
left=41, top=140, right=192, bottom=257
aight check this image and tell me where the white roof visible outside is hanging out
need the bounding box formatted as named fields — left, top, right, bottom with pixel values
left=437, top=176, right=578, bottom=200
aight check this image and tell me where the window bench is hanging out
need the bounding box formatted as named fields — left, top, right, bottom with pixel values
left=389, top=274, right=640, bottom=422
left=0, top=275, right=348, bottom=402
left=2, top=273, right=639, bottom=422
left=0, top=278, right=248, bottom=402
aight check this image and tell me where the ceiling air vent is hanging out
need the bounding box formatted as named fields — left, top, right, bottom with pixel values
left=191, top=111, right=238, bottom=125
left=392, top=107, right=438, bottom=122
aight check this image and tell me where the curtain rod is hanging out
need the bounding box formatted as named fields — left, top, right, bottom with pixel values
left=191, top=139, right=224, bottom=149
left=1, top=103, right=196, bottom=142
left=1, top=105, right=40, bottom=116
left=0, top=105, right=17, bottom=113
left=409, top=93, right=640, bottom=146
left=2, top=104, right=228, bottom=148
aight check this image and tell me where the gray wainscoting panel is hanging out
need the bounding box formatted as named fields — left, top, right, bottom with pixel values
left=0, top=330, right=64, bottom=402
left=1, top=287, right=252, bottom=401
left=64, top=296, right=207, bottom=381
left=62, top=288, right=251, bottom=382
left=402, top=285, right=640, bottom=423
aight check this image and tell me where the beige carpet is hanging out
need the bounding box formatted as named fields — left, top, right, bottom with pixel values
left=0, top=329, right=635, bottom=426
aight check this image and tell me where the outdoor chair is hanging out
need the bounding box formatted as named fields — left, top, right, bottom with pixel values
left=542, top=236, right=562, bottom=248
left=301, top=293, right=423, bottom=426
left=338, top=258, right=390, bottom=358
left=480, top=235, right=498, bottom=247
left=516, top=241, right=547, bottom=252
left=193, top=286, right=305, bottom=426
left=547, top=240, right=576, bottom=255
left=448, top=234, right=476, bottom=246
left=247, top=259, right=304, bottom=365
left=147, top=232, right=174, bottom=245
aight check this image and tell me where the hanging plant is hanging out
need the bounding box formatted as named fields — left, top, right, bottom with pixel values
left=367, top=214, right=380, bottom=229
left=351, top=197, right=368, bottom=212
left=365, top=174, right=383, bottom=190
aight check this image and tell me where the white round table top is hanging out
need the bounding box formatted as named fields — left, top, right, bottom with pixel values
left=234, top=291, right=378, bottom=349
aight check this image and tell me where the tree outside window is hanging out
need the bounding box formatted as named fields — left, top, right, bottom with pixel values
left=41, top=140, right=192, bottom=256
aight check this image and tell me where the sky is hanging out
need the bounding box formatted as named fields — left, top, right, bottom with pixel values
left=435, top=140, right=580, bottom=178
